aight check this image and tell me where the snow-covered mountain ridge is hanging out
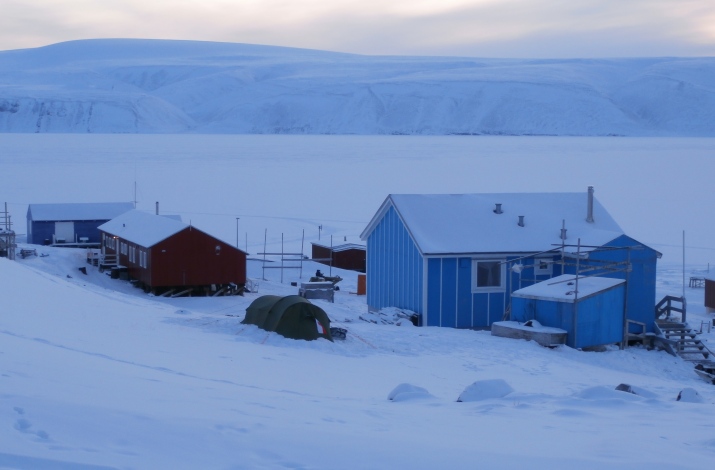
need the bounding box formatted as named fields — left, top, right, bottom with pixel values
left=1, top=39, right=714, bottom=135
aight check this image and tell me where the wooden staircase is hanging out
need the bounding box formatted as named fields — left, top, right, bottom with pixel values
left=654, top=322, right=715, bottom=384
left=653, top=295, right=715, bottom=384
left=654, top=322, right=712, bottom=361
left=98, top=253, right=118, bottom=272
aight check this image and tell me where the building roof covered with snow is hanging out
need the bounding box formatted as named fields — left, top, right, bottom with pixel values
left=27, top=202, right=134, bottom=222
left=360, top=192, right=624, bottom=255
left=98, top=210, right=186, bottom=248
left=512, top=274, right=625, bottom=303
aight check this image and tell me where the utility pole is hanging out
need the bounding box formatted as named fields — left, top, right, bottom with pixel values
left=236, top=218, right=240, bottom=248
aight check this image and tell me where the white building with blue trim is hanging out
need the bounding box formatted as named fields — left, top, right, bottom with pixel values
left=360, top=190, right=659, bottom=332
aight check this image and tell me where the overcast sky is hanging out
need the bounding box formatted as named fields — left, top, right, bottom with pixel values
left=3, top=0, right=714, bottom=57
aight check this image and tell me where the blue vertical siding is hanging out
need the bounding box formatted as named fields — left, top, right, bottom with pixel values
left=28, top=221, right=55, bottom=245
left=440, top=258, right=458, bottom=327
left=457, top=258, right=472, bottom=328
left=575, top=288, right=625, bottom=348
left=366, top=206, right=423, bottom=315
left=564, top=235, right=658, bottom=332
left=604, top=235, right=657, bottom=332
left=425, top=256, right=508, bottom=328
left=27, top=219, right=110, bottom=244
left=472, top=293, right=489, bottom=327
left=427, top=258, right=442, bottom=325
left=423, top=255, right=549, bottom=329
left=489, top=292, right=506, bottom=324
left=73, top=221, right=107, bottom=243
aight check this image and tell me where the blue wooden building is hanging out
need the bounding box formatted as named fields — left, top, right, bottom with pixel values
left=360, top=189, right=660, bottom=333
left=27, top=202, right=134, bottom=245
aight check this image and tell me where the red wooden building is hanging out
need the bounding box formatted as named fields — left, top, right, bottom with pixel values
left=311, top=242, right=366, bottom=272
left=98, top=210, right=246, bottom=295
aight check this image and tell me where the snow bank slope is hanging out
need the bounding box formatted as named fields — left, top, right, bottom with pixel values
left=3, top=242, right=715, bottom=469
left=1, top=39, right=714, bottom=135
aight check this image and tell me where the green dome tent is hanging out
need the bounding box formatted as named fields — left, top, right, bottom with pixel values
left=242, top=295, right=334, bottom=342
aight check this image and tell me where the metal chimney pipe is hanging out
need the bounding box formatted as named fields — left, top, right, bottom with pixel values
left=518, top=215, right=525, bottom=227
left=493, top=203, right=503, bottom=214
left=155, top=201, right=159, bottom=215
left=586, top=186, right=594, bottom=223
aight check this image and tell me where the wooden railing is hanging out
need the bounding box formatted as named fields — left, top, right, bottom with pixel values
left=655, top=295, right=686, bottom=323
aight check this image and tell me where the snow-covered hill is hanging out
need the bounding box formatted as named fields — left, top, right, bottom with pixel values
left=1, top=39, right=714, bottom=136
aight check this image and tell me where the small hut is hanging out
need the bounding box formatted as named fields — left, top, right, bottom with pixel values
left=511, top=274, right=626, bottom=349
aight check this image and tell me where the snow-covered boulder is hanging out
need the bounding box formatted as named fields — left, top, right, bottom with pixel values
left=457, top=379, right=514, bottom=402
left=388, top=383, right=433, bottom=402
left=677, top=388, right=704, bottom=403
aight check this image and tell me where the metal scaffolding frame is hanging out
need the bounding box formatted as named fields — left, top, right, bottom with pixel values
left=258, top=229, right=305, bottom=283
left=0, top=202, right=16, bottom=260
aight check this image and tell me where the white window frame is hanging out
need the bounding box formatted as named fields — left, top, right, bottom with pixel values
left=471, top=259, right=506, bottom=293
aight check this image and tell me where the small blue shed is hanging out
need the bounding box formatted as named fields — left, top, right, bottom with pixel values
left=360, top=188, right=659, bottom=332
left=27, top=202, right=134, bottom=245
left=511, top=274, right=626, bottom=349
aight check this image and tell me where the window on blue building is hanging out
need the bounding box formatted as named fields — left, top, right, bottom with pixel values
left=472, top=260, right=505, bottom=292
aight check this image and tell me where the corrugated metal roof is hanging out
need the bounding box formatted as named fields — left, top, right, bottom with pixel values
left=361, top=192, right=625, bottom=255
left=28, top=202, right=134, bottom=222
left=98, top=210, right=186, bottom=248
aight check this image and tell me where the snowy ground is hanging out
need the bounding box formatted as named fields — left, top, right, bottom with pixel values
left=2, top=243, right=714, bottom=470
left=1, top=135, right=715, bottom=468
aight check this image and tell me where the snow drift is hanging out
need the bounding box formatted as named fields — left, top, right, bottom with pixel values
left=1, top=39, right=714, bottom=136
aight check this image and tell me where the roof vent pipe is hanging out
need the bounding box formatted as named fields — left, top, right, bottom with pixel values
left=155, top=201, right=159, bottom=215
left=586, top=186, right=594, bottom=223
left=518, top=215, right=525, bottom=227
left=493, top=203, right=503, bottom=214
